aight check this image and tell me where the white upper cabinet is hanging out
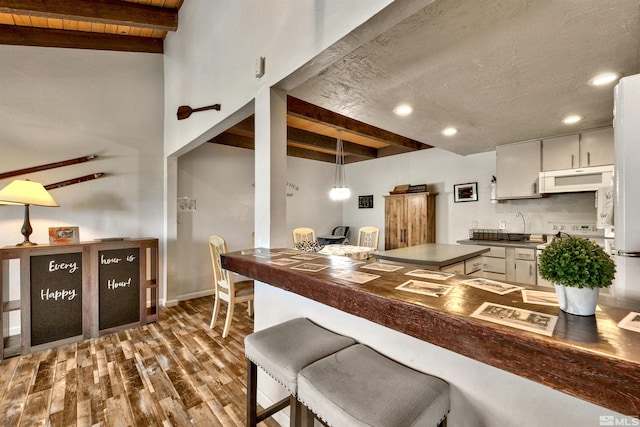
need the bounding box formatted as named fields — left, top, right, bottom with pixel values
left=542, top=134, right=580, bottom=171
left=579, top=127, right=614, bottom=167
left=496, top=140, right=541, bottom=199
left=542, top=127, right=613, bottom=171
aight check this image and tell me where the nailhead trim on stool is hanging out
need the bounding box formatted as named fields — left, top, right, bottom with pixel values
left=298, top=344, right=450, bottom=427
left=245, top=318, right=356, bottom=427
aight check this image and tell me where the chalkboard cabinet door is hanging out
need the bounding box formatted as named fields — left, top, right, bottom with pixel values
left=30, top=252, right=84, bottom=346
left=99, top=248, right=140, bottom=330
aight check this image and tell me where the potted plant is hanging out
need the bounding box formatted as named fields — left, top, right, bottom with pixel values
left=538, top=236, right=616, bottom=316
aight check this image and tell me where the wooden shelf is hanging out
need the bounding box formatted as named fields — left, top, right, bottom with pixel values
left=2, top=300, right=20, bottom=312
left=3, top=335, right=21, bottom=358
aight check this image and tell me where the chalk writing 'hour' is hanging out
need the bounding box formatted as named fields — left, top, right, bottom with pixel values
left=108, top=277, right=132, bottom=289
left=49, top=260, right=78, bottom=274
left=101, top=254, right=136, bottom=264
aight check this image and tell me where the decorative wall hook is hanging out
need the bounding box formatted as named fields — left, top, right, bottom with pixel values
left=176, top=104, right=221, bottom=120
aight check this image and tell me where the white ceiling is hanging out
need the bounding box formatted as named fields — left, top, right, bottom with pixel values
left=290, top=0, right=640, bottom=155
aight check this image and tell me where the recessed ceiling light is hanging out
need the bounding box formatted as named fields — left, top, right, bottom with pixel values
left=562, top=115, right=582, bottom=124
left=441, top=127, right=458, bottom=136
left=393, top=104, right=413, bottom=116
left=588, top=72, right=621, bottom=86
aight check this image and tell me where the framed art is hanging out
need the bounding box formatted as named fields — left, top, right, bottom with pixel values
left=454, top=182, right=478, bottom=202
left=358, top=195, right=374, bottom=209
left=48, top=226, right=80, bottom=244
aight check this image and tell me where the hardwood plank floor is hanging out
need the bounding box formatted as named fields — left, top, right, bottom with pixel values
left=0, top=297, right=281, bottom=427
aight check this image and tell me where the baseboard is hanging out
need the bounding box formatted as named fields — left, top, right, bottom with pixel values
left=165, top=289, right=215, bottom=307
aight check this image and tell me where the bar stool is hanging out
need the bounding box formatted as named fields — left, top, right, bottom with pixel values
left=298, top=344, right=450, bottom=427
left=245, top=318, right=356, bottom=427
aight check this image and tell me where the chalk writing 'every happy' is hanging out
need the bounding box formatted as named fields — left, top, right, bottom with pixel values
left=49, top=260, right=78, bottom=274
left=41, top=288, right=77, bottom=301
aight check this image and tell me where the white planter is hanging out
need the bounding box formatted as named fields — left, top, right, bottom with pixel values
left=554, top=284, right=600, bottom=316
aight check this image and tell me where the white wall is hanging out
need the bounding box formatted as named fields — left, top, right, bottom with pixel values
left=162, top=0, right=417, bottom=302
left=163, top=0, right=404, bottom=157
left=175, top=143, right=341, bottom=302
left=344, top=147, right=598, bottom=248
left=0, top=44, right=164, bottom=333
left=173, top=140, right=599, bottom=300
left=0, top=45, right=164, bottom=246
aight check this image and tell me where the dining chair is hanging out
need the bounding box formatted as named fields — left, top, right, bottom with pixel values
left=208, top=235, right=254, bottom=338
left=292, top=227, right=316, bottom=246
left=357, top=226, right=380, bottom=250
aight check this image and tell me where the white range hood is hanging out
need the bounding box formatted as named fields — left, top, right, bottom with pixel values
left=538, top=165, right=614, bottom=194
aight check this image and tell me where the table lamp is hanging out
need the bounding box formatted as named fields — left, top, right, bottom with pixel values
left=0, top=179, right=59, bottom=246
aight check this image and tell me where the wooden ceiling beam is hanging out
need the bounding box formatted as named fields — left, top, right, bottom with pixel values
left=0, top=0, right=178, bottom=32
left=0, top=24, right=163, bottom=52
left=209, top=132, right=338, bottom=163
left=287, top=96, right=432, bottom=151
left=209, top=133, right=255, bottom=150
left=286, top=146, right=336, bottom=163
left=229, top=118, right=378, bottom=159
left=287, top=127, right=377, bottom=159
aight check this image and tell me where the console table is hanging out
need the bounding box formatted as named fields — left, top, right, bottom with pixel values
left=0, top=238, right=158, bottom=360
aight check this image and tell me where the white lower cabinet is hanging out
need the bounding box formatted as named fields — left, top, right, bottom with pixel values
left=442, top=256, right=483, bottom=275
left=465, top=256, right=483, bottom=275
left=442, top=261, right=464, bottom=274
left=483, top=246, right=536, bottom=285
left=513, top=248, right=536, bottom=286
left=482, top=247, right=507, bottom=281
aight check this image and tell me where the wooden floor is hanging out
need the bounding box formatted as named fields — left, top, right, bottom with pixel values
left=0, top=297, right=280, bottom=427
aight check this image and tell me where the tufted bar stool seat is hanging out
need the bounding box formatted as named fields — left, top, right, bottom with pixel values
left=298, top=344, right=450, bottom=427
left=244, top=318, right=356, bottom=427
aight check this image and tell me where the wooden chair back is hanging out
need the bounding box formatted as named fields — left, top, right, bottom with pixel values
left=208, top=234, right=254, bottom=338
left=292, top=227, right=316, bottom=246
left=209, top=235, right=233, bottom=299
left=357, top=226, right=380, bottom=250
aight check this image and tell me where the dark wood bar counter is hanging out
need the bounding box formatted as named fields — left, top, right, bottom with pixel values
left=221, top=248, right=640, bottom=416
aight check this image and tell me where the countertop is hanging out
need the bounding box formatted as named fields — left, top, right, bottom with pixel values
left=221, top=248, right=640, bottom=415
left=457, top=239, right=544, bottom=249
left=371, top=243, right=489, bottom=267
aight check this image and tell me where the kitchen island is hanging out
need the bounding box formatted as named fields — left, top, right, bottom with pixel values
left=222, top=248, right=640, bottom=426
left=457, top=238, right=542, bottom=249
left=371, top=243, right=489, bottom=269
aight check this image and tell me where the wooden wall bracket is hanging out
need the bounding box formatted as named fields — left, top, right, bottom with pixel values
left=177, top=104, right=221, bottom=120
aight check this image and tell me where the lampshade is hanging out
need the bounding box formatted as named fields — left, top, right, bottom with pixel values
left=0, top=179, right=59, bottom=207
left=329, top=129, right=351, bottom=201
left=0, top=179, right=59, bottom=246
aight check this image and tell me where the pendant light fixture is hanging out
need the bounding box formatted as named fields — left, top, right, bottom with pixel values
left=329, top=129, right=351, bottom=201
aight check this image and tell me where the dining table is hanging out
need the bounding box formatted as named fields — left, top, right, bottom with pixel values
left=316, top=244, right=375, bottom=260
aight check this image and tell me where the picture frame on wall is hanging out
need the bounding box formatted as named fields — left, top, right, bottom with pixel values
left=453, top=182, right=478, bottom=203
left=358, top=195, right=374, bottom=209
